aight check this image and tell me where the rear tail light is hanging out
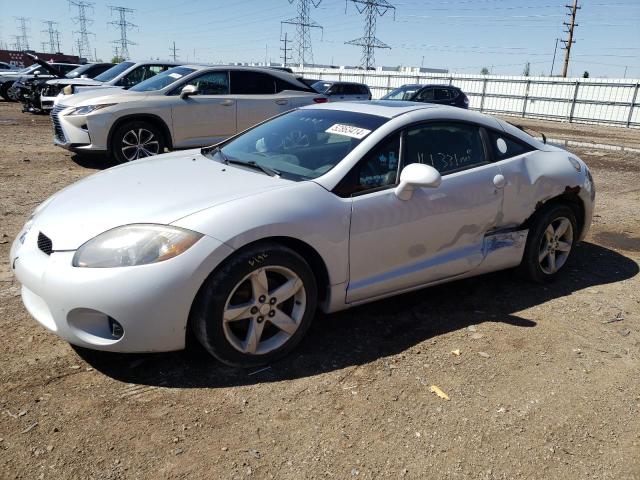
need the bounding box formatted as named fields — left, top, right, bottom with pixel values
left=313, top=97, right=328, bottom=103
left=464, top=95, right=469, bottom=105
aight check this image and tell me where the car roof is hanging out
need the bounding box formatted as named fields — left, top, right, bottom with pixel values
left=303, top=100, right=439, bottom=118
left=397, top=84, right=458, bottom=89
left=180, top=64, right=311, bottom=83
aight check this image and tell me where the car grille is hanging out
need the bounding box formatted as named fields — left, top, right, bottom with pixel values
left=51, top=104, right=67, bottom=143
left=37, top=232, right=53, bottom=255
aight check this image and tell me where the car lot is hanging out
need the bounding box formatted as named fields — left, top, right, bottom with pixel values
left=0, top=100, right=639, bottom=478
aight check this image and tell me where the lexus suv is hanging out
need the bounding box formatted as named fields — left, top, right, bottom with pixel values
left=51, top=65, right=327, bottom=163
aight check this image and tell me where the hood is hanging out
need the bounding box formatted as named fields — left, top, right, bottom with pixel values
left=58, top=88, right=145, bottom=107
left=32, top=150, right=293, bottom=250
left=24, top=53, right=66, bottom=78
left=47, top=77, right=104, bottom=87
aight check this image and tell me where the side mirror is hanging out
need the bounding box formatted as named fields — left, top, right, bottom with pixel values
left=80, top=74, right=88, bottom=78
left=180, top=84, right=198, bottom=99
left=33, top=70, right=41, bottom=76
left=395, top=163, right=441, bottom=200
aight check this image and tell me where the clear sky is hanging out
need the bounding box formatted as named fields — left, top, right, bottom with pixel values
left=0, top=0, right=638, bottom=78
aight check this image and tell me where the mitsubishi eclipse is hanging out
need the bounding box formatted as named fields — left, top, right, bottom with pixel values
left=10, top=101, right=595, bottom=367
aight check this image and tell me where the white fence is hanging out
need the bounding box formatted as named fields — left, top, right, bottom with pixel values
left=293, top=67, right=640, bottom=129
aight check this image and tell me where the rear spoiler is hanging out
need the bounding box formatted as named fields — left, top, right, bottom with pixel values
left=515, top=124, right=546, bottom=144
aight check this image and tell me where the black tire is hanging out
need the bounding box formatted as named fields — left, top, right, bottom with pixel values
left=191, top=243, right=318, bottom=368
left=0, top=82, right=13, bottom=101
left=519, top=203, right=578, bottom=283
left=110, top=120, right=166, bottom=163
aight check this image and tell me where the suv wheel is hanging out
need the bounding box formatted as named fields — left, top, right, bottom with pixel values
left=191, top=243, right=318, bottom=367
left=111, top=120, right=165, bottom=163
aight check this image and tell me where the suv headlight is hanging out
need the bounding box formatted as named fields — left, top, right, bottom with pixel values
left=72, top=224, right=203, bottom=268
left=65, top=104, right=115, bottom=116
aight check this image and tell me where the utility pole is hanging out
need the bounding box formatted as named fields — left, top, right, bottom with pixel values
left=169, top=41, right=179, bottom=61
left=561, top=0, right=580, bottom=78
left=281, top=0, right=323, bottom=66
left=69, top=1, right=95, bottom=61
left=15, top=17, right=31, bottom=51
left=345, top=0, right=396, bottom=70
left=108, top=5, right=137, bottom=60
left=42, top=21, right=58, bottom=54
left=280, top=32, right=291, bottom=67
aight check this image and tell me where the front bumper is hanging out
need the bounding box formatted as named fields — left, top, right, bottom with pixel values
left=10, top=225, right=234, bottom=353
left=51, top=105, right=114, bottom=152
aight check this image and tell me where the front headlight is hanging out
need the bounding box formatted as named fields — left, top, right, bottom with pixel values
left=65, top=103, right=115, bottom=116
left=72, top=224, right=203, bottom=268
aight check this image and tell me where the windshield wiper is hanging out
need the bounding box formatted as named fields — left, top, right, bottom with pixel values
left=225, top=158, right=280, bottom=177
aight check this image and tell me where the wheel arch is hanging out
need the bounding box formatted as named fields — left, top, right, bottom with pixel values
left=522, top=187, right=586, bottom=237
left=107, top=113, right=173, bottom=150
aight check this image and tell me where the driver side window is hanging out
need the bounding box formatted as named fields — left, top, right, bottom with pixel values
left=182, top=71, right=229, bottom=95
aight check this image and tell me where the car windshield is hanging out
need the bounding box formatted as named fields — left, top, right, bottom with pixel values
left=382, top=86, right=421, bottom=101
left=65, top=65, right=90, bottom=79
left=207, top=109, right=388, bottom=181
left=130, top=67, right=195, bottom=92
left=93, top=61, right=135, bottom=82
left=311, top=81, right=332, bottom=93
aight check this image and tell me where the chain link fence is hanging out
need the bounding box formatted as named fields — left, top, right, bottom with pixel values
left=293, top=67, right=640, bottom=128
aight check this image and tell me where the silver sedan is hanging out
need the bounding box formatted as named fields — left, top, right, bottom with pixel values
left=10, top=101, right=595, bottom=367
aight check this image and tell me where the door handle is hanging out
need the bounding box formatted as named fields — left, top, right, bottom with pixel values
left=275, top=99, right=288, bottom=105
left=221, top=99, right=234, bottom=106
left=493, top=174, right=506, bottom=189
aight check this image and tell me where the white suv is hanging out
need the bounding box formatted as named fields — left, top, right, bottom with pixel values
left=51, top=65, right=327, bottom=163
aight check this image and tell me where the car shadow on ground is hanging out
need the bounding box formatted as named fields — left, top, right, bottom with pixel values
left=71, top=152, right=118, bottom=170
left=74, top=241, right=638, bottom=388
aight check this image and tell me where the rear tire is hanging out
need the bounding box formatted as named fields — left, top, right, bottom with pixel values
left=191, top=243, right=318, bottom=368
left=0, top=82, right=13, bottom=101
left=110, top=120, right=165, bottom=163
left=519, top=204, right=577, bottom=283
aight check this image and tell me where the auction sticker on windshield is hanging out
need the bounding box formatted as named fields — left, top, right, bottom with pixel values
left=325, top=124, right=371, bottom=139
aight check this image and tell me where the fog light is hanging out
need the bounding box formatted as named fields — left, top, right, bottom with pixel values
left=109, top=317, right=124, bottom=339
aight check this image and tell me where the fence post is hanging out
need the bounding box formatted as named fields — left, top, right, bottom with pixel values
left=448, top=76, right=453, bottom=86
left=479, top=78, right=488, bottom=112
left=626, top=83, right=639, bottom=128
left=568, top=80, right=580, bottom=123
left=522, top=80, right=531, bottom=117
left=387, top=74, right=392, bottom=93
left=338, top=72, right=342, bottom=81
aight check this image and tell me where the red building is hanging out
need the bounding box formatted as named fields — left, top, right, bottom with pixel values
left=0, top=50, right=83, bottom=68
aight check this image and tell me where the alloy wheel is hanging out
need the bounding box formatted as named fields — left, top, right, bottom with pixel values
left=222, top=266, right=306, bottom=355
left=121, top=128, right=160, bottom=161
left=538, top=216, right=573, bottom=274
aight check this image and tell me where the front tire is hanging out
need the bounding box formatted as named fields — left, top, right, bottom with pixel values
left=111, top=120, right=165, bottom=163
left=520, top=204, right=577, bottom=283
left=191, top=243, right=318, bottom=367
left=0, top=82, right=14, bottom=101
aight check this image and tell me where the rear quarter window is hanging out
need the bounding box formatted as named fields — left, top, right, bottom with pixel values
left=488, top=130, right=535, bottom=160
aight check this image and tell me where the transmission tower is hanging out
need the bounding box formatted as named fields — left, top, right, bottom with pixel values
left=14, top=17, right=31, bottom=51
left=169, top=41, right=180, bottom=61
left=69, top=1, right=95, bottom=60
left=561, top=0, right=580, bottom=77
left=54, top=30, right=62, bottom=53
left=345, top=0, right=396, bottom=70
left=42, top=21, right=58, bottom=54
left=108, top=6, right=137, bottom=60
left=280, top=33, right=292, bottom=67
left=281, top=0, right=323, bottom=66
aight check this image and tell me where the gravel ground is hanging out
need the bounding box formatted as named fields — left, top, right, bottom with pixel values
left=0, top=102, right=639, bottom=480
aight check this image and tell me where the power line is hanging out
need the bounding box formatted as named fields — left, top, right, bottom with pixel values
left=561, top=0, right=580, bottom=77
left=281, top=0, right=323, bottom=66
left=69, top=1, right=95, bottom=61
left=108, top=5, right=137, bottom=59
left=14, top=17, right=30, bottom=51
left=41, top=21, right=58, bottom=54
left=345, top=0, right=396, bottom=70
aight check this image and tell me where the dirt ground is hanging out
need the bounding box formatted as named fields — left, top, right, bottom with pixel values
left=0, top=101, right=639, bottom=480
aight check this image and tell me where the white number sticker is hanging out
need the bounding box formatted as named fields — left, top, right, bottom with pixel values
left=325, top=124, right=371, bottom=139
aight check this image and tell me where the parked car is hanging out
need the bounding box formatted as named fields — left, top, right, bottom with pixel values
left=1, top=60, right=80, bottom=101
left=43, top=60, right=181, bottom=104
left=0, top=61, right=18, bottom=71
left=311, top=81, right=372, bottom=102
left=382, top=84, right=469, bottom=108
left=51, top=65, right=327, bottom=162
left=22, top=62, right=115, bottom=113
left=11, top=101, right=595, bottom=367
